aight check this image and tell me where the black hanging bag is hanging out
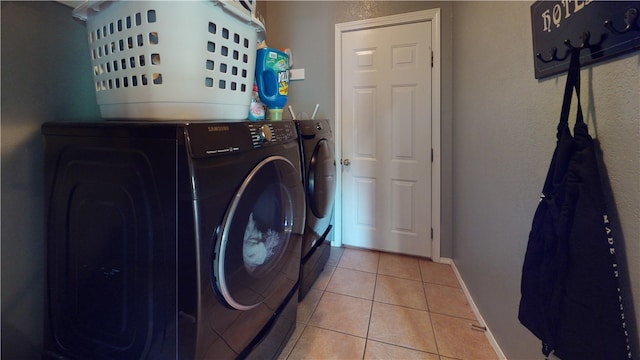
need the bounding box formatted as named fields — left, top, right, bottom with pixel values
left=518, top=50, right=631, bottom=359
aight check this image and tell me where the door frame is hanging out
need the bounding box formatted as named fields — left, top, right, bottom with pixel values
left=333, top=8, right=442, bottom=262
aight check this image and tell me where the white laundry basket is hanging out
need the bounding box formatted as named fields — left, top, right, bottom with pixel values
left=73, top=1, right=265, bottom=120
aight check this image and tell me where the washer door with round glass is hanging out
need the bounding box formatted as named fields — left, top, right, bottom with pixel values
left=213, top=155, right=305, bottom=310
left=307, top=138, right=336, bottom=234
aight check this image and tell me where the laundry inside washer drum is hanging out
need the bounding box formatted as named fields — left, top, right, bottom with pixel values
left=243, top=182, right=293, bottom=274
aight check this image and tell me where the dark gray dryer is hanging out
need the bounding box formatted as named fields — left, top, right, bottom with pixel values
left=295, top=119, right=337, bottom=300
left=42, top=120, right=305, bottom=359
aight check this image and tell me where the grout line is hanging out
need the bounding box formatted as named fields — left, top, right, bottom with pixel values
left=305, top=323, right=369, bottom=340
left=419, top=266, right=443, bottom=357
left=365, top=338, right=441, bottom=357
left=425, top=289, right=441, bottom=356
left=323, top=289, right=373, bottom=302
left=370, top=297, right=430, bottom=312
left=362, top=250, right=382, bottom=359
left=377, top=272, right=423, bottom=282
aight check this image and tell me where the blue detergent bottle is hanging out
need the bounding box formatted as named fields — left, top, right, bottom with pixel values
left=255, top=48, right=289, bottom=120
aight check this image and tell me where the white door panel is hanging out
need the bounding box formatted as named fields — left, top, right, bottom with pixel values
left=340, top=20, right=432, bottom=257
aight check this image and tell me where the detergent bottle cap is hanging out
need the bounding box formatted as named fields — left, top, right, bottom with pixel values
left=268, top=108, right=283, bottom=121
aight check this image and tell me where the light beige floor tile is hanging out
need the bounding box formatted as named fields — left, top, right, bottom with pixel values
left=326, top=246, right=344, bottom=267
left=283, top=249, right=498, bottom=360
left=378, top=252, right=422, bottom=281
left=338, top=247, right=380, bottom=273
left=431, top=313, right=498, bottom=360
left=326, top=267, right=376, bottom=299
left=277, top=322, right=305, bottom=360
left=309, top=292, right=372, bottom=337
left=374, top=275, right=428, bottom=311
left=311, top=265, right=335, bottom=291
left=368, top=302, right=437, bottom=353
left=419, top=259, right=460, bottom=287
left=424, top=283, right=476, bottom=320
left=297, top=288, right=323, bottom=324
left=287, top=326, right=366, bottom=360
left=364, top=340, right=440, bottom=360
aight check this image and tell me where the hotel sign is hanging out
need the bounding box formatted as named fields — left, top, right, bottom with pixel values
left=531, top=1, right=640, bottom=79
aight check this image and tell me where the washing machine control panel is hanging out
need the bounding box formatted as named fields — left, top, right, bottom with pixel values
left=249, top=121, right=296, bottom=148
left=187, top=121, right=297, bottom=158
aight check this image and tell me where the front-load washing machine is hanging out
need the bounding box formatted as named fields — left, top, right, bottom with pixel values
left=42, top=120, right=305, bottom=359
left=294, top=119, right=337, bottom=300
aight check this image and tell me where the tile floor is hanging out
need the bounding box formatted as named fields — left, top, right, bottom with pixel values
left=278, top=247, right=500, bottom=360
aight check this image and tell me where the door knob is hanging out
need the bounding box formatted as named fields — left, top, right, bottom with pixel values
left=342, top=158, right=351, bottom=166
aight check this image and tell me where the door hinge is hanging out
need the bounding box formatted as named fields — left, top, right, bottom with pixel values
left=431, top=50, right=434, bottom=68
left=430, top=227, right=433, bottom=239
left=431, top=148, right=434, bottom=162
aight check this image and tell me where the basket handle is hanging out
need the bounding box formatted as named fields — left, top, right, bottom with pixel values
left=215, top=0, right=266, bottom=41
left=72, top=0, right=114, bottom=23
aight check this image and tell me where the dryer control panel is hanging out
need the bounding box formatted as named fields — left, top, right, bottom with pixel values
left=296, top=119, right=332, bottom=139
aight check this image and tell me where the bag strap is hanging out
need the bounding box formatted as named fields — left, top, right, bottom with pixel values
left=557, top=50, right=585, bottom=136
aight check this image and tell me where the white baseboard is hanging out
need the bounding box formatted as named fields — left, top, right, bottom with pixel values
left=441, top=257, right=507, bottom=360
left=436, top=256, right=453, bottom=265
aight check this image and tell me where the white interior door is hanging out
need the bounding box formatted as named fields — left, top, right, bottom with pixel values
left=339, top=19, right=433, bottom=257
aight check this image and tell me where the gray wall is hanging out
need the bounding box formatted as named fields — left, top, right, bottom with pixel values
left=1, top=2, right=100, bottom=358
left=452, top=1, right=639, bottom=358
left=2, top=1, right=638, bottom=359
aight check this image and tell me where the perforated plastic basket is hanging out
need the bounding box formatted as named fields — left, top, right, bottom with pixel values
left=73, top=1, right=265, bottom=120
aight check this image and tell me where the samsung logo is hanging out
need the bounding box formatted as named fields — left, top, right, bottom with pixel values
left=208, top=125, right=230, bottom=132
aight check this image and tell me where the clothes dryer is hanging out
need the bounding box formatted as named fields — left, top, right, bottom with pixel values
left=294, top=119, right=337, bottom=300
left=42, top=120, right=305, bottom=359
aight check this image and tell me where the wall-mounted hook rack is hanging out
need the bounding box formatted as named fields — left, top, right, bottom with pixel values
left=536, top=31, right=605, bottom=64
left=604, top=8, right=639, bottom=35
left=531, top=1, right=640, bottom=79
left=536, top=46, right=569, bottom=63
left=564, top=31, right=593, bottom=52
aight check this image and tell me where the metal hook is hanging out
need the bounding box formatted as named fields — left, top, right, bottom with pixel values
left=536, top=31, right=605, bottom=64
left=536, top=47, right=569, bottom=63
left=604, top=8, right=639, bottom=34
left=564, top=31, right=592, bottom=51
